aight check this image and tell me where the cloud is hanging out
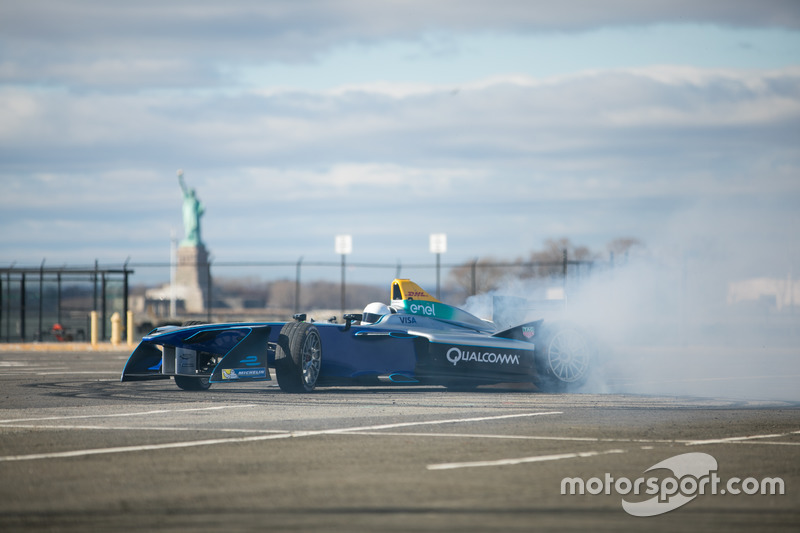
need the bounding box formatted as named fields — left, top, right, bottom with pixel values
left=1, top=1, right=797, bottom=280
left=3, top=66, right=796, bottom=173
left=2, top=1, right=798, bottom=90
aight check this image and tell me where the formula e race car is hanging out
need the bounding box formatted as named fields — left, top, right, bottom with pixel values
left=121, top=279, right=594, bottom=392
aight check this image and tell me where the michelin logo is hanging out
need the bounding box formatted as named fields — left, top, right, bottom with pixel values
left=222, top=368, right=267, bottom=380
left=446, top=347, right=520, bottom=366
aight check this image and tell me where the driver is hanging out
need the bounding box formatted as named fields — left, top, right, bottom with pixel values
left=361, top=302, right=392, bottom=324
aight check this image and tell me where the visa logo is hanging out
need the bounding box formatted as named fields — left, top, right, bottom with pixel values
left=399, top=316, right=417, bottom=324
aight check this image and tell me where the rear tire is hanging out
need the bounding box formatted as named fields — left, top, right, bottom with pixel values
left=275, top=322, right=322, bottom=393
left=535, top=323, right=594, bottom=392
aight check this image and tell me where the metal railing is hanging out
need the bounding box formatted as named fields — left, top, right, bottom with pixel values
left=1, top=252, right=600, bottom=342
left=0, top=262, right=133, bottom=342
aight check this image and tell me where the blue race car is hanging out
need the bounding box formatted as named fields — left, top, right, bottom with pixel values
left=121, top=279, right=594, bottom=392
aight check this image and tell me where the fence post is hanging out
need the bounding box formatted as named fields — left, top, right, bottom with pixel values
left=38, top=260, right=44, bottom=341
left=123, top=259, right=130, bottom=339
left=20, top=273, right=26, bottom=342
left=57, top=271, right=62, bottom=326
left=470, top=259, right=478, bottom=296
left=101, top=271, right=107, bottom=341
left=295, top=257, right=302, bottom=314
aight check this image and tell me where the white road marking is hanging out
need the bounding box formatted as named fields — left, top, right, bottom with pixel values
left=610, top=374, right=800, bottom=385
left=0, top=411, right=561, bottom=462
left=349, top=431, right=685, bottom=444
left=327, top=411, right=563, bottom=434
left=36, top=371, right=118, bottom=375
left=0, top=424, right=288, bottom=434
left=726, top=441, right=800, bottom=446
left=427, top=449, right=627, bottom=470
left=685, top=430, right=800, bottom=446
left=0, top=405, right=258, bottom=424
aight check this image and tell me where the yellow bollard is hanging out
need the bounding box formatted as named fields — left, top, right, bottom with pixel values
left=90, top=311, right=98, bottom=347
left=110, top=312, right=121, bottom=346
left=127, top=310, right=134, bottom=347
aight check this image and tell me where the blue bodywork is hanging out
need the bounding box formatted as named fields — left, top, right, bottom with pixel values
left=121, top=284, right=545, bottom=389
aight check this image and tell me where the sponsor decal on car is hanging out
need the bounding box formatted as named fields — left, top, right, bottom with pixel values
left=239, top=355, right=260, bottom=366
left=522, top=327, right=535, bottom=338
left=409, top=302, right=436, bottom=316
left=445, top=346, right=521, bottom=366
left=221, top=367, right=267, bottom=380
left=402, top=301, right=456, bottom=320
left=406, top=290, right=430, bottom=298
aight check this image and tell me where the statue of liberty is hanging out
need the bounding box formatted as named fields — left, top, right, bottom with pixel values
left=177, top=169, right=204, bottom=247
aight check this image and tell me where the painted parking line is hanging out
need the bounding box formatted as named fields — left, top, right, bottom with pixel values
left=0, top=404, right=259, bottom=424
left=685, top=429, right=800, bottom=446
left=0, top=411, right=561, bottom=462
left=330, top=411, right=563, bottom=434
left=35, top=371, right=119, bottom=375
left=351, top=431, right=684, bottom=444
left=0, top=424, right=289, bottom=434
left=427, top=449, right=627, bottom=470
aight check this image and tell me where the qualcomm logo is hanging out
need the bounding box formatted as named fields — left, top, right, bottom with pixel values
left=446, top=347, right=520, bottom=366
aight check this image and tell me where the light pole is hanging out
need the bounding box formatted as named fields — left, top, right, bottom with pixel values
left=335, top=235, right=352, bottom=318
left=429, top=233, right=447, bottom=300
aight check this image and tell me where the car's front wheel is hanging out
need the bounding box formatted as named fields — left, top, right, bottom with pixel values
left=174, top=375, right=211, bottom=391
left=275, top=321, right=322, bottom=393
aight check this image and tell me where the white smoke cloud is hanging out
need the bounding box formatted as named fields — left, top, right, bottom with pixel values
left=466, top=246, right=800, bottom=401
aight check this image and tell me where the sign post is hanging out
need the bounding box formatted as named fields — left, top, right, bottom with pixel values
left=335, top=235, right=353, bottom=318
left=429, top=233, right=447, bottom=300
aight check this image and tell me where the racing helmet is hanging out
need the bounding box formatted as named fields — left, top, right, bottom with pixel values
left=362, top=302, right=391, bottom=324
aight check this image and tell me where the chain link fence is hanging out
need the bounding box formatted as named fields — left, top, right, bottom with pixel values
left=1, top=252, right=602, bottom=343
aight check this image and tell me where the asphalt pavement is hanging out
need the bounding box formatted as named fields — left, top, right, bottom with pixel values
left=0, top=347, right=798, bottom=532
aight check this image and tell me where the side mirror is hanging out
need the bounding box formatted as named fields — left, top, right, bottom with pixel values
left=342, top=313, right=362, bottom=331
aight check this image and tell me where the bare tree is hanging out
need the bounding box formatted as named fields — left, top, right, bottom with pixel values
left=607, top=237, right=644, bottom=261
left=448, top=256, right=510, bottom=295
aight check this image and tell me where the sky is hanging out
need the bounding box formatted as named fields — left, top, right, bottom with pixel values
left=1, top=0, right=799, bottom=287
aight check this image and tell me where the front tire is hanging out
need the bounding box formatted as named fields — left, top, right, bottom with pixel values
left=275, top=322, right=322, bottom=393
left=174, top=375, right=211, bottom=391
left=536, top=323, right=593, bottom=391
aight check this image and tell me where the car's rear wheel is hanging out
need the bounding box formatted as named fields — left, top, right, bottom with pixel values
left=275, top=322, right=322, bottom=393
left=536, top=323, right=593, bottom=391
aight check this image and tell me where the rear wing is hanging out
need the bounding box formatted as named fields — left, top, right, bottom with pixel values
left=390, top=279, right=494, bottom=332
left=391, top=279, right=441, bottom=303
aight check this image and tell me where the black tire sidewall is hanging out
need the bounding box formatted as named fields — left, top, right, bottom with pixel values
left=275, top=322, right=321, bottom=393
left=174, top=375, right=211, bottom=391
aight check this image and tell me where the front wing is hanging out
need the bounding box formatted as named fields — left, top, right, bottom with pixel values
left=121, top=324, right=277, bottom=383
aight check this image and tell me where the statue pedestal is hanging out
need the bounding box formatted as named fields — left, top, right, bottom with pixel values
left=175, top=244, right=209, bottom=313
